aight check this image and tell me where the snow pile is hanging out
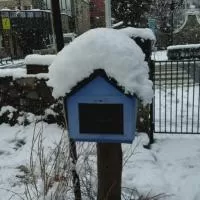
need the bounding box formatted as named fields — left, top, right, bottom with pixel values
left=120, top=27, right=156, bottom=41
left=25, top=54, right=56, bottom=66
left=47, top=28, right=153, bottom=103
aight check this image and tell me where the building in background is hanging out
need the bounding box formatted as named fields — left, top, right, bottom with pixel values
left=0, top=0, right=32, bottom=10
left=90, top=0, right=105, bottom=28
left=0, top=10, right=53, bottom=58
left=72, top=0, right=90, bottom=34
left=0, top=0, right=90, bottom=58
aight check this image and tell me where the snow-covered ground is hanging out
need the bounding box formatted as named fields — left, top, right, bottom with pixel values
left=0, top=123, right=200, bottom=200
left=0, top=123, right=64, bottom=200
left=155, top=85, right=200, bottom=133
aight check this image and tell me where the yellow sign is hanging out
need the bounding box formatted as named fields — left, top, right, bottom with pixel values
left=2, top=18, right=11, bottom=30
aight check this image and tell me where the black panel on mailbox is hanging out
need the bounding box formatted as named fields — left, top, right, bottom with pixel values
left=79, top=103, right=124, bottom=134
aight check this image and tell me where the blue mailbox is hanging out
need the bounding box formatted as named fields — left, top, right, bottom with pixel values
left=64, top=69, right=137, bottom=143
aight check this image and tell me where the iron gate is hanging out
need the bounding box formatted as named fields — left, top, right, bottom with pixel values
left=151, top=59, right=200, bottom=134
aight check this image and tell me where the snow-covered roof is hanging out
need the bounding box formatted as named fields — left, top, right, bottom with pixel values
left=47, top=28, right=153, bottom=104
left=25, top=54, right=56, bottom=66
left=119, top=27, right=156, bottom=41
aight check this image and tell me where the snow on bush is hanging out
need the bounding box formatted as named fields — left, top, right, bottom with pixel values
left=0, top=106, right=17, bottom=119
left=47, top=28, right=153, bottom=104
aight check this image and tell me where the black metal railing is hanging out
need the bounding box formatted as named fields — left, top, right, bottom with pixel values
left=152, top=59, right=200, bottom=134
left=0, top=10, right=53, bottom=60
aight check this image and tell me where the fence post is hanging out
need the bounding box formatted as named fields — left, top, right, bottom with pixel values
left=134, top=38, right=154, bottom=147
left=149, top=60, right=155, bottom=144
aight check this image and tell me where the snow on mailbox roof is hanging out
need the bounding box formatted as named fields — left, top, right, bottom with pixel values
left=47, top=28, right=153, bottom=104
left=120, top=27, right=156, bottom=41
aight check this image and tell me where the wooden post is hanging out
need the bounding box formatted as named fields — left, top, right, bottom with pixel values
left=97, top=143, right=122, bottom=200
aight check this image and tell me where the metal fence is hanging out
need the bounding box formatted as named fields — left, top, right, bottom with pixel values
left=151, top=59, right=200, bottom=134
left=0, top=10, right=53, bottom=60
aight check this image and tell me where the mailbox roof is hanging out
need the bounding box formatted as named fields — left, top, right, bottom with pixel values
left=66, top=69, right=134, bottom=97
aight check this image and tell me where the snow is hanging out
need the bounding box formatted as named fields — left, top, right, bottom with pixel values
left=0, top=8, right=11, bottom=11
left=0, top=106, right=17, bottom=120
left=119, top=27, right=156, bottom=41
left=1, top=123, right=200, bottom=200
left=47, top=28, right=153, bottom=104
left=112, top=21, right=124, bottom=28
left=0, top=59, right=24, bottom=69
left=63, top=32, right=77, bottom=38
left=123, top=133, right=200, bottom=200
left=0, top=123, right=64, bottom=200
left=152, top=50, right=168, bottom=61
left=0, top=106, right=17, bottom=116
left=155, top=84, right=200, bottom=133
left=0, top=81, right=200, bottom=199
left=0, top=68, right=49, bottom=79
left=167, top=44, right=200, bottom=50
left=24, top=54, right=56, bottom=66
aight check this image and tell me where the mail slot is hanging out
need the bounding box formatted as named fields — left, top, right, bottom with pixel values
left=79, top=103, right=124, bottom=134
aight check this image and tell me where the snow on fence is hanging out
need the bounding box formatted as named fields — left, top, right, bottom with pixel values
left=167, top=44, right=200, bottom=60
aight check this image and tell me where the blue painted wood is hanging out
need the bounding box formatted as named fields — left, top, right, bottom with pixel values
left=64, top=76, right=137, bottom=143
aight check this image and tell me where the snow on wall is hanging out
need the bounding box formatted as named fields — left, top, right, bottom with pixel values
left=119, top=27, right=156, bottom=41
left=167, top=43, right=200, bottom=50
left=25, top=54, right=56, bottom=66
left=0, top=68, right=49, bottom=79
left=47, top=28, right=153, bottom=104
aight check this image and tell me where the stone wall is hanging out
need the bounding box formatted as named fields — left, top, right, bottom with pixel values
left=0, top=75, right=65, bottom=126
left=0, top=73, right=148, bottom=132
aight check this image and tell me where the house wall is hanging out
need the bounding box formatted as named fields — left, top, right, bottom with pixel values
left=90, top=0, right=105, bottom=28
left=74, top=0, right=90, bottom=34
left=0, top=0, right=32, bottom=10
